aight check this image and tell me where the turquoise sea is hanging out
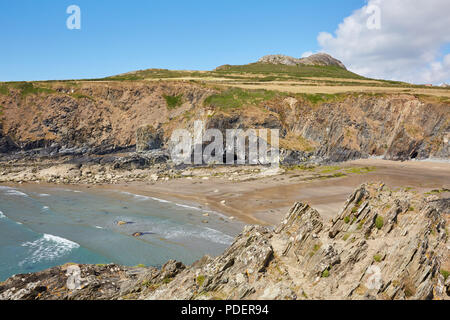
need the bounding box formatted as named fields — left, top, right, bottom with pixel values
left=0, top=185, right=243, bottom=281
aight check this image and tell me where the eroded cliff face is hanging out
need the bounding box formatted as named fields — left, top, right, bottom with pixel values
left=276, top=94, right=450, bottom=162
left=0, top=183, right=448, bottom=300
left=0, top=81, right=448, bottom=163
left=0, top=82, right=214, bottom=155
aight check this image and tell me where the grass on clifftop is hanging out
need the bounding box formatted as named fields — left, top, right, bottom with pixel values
left=203, top=87, right=280, bottom=110
left=0, top=82, right=55, bottom=97
left=296, top=93, right=344, bottom=105
left=103, top=69, right=209, bottom=81
left=102, top=64, right=365, bottom=81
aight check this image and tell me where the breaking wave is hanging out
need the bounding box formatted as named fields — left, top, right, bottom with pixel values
left=19, top=234, right=80, bottom=266
left=145, top=223, right=234, bottom=245
left=0, top=186, right=29, bottom=198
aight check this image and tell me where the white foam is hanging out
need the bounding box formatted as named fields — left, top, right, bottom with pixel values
left=200, top=227, right=235, bottom=245
left=134, top=194, right=151, bottom=200
left=175, top=203, right=203, bottom=211
left=150, top=224, right=234, bottom=245
left=121, top=191, right=173, bottom=203
left=121, top=191, right=150, bottom=201
left=0, top=211, right=5, bottom=219
left=0, top=186, right=29, bottom=198
left=20, top=234, right=80, bottom=266
left=39, top=193, right=50, bottom=197
left=95, top=226, right=103, bottom=229
left=150, top=196, right=170, bottom=204
left=42, top=206, right=50, bottom=211
left=119, top=191, right=235, bottom=220
left=59, top=188, right=82, bottom=193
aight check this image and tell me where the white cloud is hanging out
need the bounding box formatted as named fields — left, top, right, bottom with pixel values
left=301, top=51, right=314, bottom=58
left=318, top=0, right=450, bottom=84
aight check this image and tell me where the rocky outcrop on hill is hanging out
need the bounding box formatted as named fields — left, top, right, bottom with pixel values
left=258, top=53, right=347, bottom=69
left=1, top=183, right=448, bottom=300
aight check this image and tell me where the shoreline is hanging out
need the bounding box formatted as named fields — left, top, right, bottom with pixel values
left=5, top=158, right=450, bottom=226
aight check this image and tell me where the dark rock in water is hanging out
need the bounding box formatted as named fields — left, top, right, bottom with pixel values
left=132, top=232, right=155, bottom=237
left=116, top=220, right=134, bottom=226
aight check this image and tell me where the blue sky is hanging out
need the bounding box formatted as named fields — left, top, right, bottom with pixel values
left=0, top=0, right=366, bottom=81
left=1, top=0, right=449, bottom=84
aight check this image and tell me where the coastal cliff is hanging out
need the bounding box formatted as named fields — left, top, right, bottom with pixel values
left=0, top=81, right=448, bottom=165
left=1, top=183, right=448, bottom=300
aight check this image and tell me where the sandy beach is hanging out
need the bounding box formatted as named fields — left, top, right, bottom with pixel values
left=45, top=158, right=449, bottom=226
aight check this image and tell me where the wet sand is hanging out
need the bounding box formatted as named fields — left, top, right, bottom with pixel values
left=82, top=159, right=450, bottom=226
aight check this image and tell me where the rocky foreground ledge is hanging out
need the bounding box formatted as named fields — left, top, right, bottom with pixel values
left=1, top=183, right=449, bottom=300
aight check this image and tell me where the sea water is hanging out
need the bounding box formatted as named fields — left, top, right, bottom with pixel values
left=0, top=185, right=243, bottom=281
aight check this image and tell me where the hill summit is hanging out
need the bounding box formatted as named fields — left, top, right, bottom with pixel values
left=258, top=53, right=347, bottom=69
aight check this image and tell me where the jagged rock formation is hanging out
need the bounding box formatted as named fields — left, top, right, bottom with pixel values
left=1, top=183, right=448, bottom=300
left=258, top=53, right=347, bottom=69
